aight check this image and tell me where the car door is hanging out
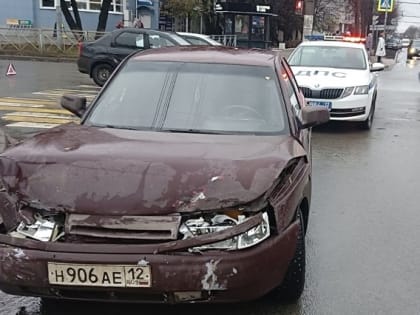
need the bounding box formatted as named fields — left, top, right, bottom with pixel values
left=109, top=30, right=150, bottom=65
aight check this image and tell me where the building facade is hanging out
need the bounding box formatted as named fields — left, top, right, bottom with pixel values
left=0, top=0, right=160, bottom=31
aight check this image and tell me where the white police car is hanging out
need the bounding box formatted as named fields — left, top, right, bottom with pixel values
left=288, top=38, right=385, bottom=129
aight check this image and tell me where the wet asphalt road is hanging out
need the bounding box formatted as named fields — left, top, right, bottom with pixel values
left=0, top=58, right=419, bottom=315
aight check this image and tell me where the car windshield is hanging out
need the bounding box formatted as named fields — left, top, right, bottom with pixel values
left=183, top=36, right=222, bottom=46
left=85, top=61, right=288, bottom=135
left=165, top=33, right=191, bottom=46
left=289, top=45, right=367, bottom=70
left=413, top=40, right=420, bottom=48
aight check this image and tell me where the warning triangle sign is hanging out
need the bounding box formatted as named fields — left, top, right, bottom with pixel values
left=6, top=63, right=16, bottom=76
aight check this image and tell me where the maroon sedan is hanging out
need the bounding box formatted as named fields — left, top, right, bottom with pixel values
left=0, top=47, right=328, bottom=303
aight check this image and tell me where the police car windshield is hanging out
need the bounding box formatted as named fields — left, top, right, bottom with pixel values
left=289, top=46, right=367, bottom=70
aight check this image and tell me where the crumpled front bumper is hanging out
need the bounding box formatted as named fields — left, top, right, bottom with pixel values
left=0, top=221, right=299, bottom=303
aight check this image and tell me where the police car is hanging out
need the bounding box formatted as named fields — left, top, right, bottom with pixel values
left=288, top=36, right=385, bottom=129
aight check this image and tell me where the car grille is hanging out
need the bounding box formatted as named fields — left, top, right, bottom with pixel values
left=330, top=107, right=366, bottom=118
left=65, top=214, right=181, bottom=241
left=301, top=87, right=343, bottom=99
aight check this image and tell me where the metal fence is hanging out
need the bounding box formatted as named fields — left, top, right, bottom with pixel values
left=0, top=28, right=238, bottom=56
left=209, top=35, right=237, bottom=47
left=0, top=27, right=106, bottom=55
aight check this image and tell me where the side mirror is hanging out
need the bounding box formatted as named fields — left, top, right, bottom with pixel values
left=370, top=62, right=385, bottom=72
left=61, top=94, right=87, bottom=118
left=300, top=105, right=330, bottom=129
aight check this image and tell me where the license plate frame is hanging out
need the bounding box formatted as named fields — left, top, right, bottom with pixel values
left=48, top=262, right=151, bottom=288
left=308, top=101, right=332, bottom=110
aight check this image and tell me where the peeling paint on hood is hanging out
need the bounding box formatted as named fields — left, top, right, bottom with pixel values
left=0, top=124, right=306, bottom=215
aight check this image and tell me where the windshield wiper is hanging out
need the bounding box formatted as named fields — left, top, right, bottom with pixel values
left=93, top=124, right=151, bottom=131
left=162, top=128, right=225, bottom=135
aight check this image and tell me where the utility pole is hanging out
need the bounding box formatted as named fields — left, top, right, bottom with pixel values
left=384, top=10, right=388, bottom=36
left=303, top=0, right=315, bottom=38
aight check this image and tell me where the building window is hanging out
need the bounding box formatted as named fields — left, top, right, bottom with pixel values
left=40, top=0, right=55, bottom=8
left=40, top=0, right=122, bottom=13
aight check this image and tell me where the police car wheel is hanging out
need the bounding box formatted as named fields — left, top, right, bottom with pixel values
left=360, top=95, right=376, bottom=130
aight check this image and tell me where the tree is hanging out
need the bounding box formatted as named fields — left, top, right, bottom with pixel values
left=164, top=0, right=203, bottom=18
left=96, top=0, right=113, bottom=38
left=313, top=0, right=343, bottom=33
left=404, top=26, right=420, bottom=39
left=270, top=0, right=303, bottom=46
left=60, top=0, right=114, bottom=40
left=60, top=0, right=83, bottom=39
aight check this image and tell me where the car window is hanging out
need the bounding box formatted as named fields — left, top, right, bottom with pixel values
left=289, top=45, right=367, bottom=70
left=281, top=66, right=301, bottom=115
left=115, top=32, right=144, bottom=48
left=166, top=33, right=192, bottom=46
left=413, top=41, right=420, bottom=48
left=87, top=62, right=288, bottom=135
left=184, top=36, right=210, bottom=45
left=149, top=35, right=175, bottom=48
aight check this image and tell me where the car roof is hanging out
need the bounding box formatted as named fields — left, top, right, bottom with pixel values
left=131, top=46, right=280, bottom=67
left=297, top=40, right=366, bottom=49
left=112, top=28, right=177, bottom=36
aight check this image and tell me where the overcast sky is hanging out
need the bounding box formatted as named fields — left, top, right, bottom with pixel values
left=396, top=1, right=420, bottom=33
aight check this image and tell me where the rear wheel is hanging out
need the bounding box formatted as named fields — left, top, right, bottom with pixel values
left=272, top=209, right=306, bottom=302
left=92, top=63, right=113, bottom=87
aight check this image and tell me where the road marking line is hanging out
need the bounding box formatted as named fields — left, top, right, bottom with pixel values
left=4, top=112, right=76, bottom=119
left=52, top=89, right=99, bottom=94
left=33, top=92, right=95, bottom=98
left=0, top=102, right=45, bottom=108
left=6, top=122, right=60, bottom=129
left=3, top=116, right=78, bottom=124
left=0, top=105, right=70, bottom=114
left=78, top=85, right=101, bottom=89
left=0, top=98, right=57, bottom=105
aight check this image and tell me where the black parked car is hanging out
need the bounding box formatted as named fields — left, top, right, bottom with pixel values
left=77, top=28, right=190, bottom=86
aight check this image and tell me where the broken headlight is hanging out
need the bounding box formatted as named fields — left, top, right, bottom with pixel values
left=179, top=212, right=270, bottom=252
left=9, top=212, right=64, bottom=242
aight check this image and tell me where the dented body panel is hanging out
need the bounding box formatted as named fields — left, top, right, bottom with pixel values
left=0, top=47, right=315, bottom=303
left=0, top=221, right=299, bottom=303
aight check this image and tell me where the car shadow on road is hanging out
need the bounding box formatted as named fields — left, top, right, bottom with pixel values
left=313, top=121, right=369, bottom=134
left=34, top=295, right=302, bottom=315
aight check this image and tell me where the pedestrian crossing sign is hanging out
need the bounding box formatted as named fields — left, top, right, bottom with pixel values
left=377, top=0, right=394, bottom=12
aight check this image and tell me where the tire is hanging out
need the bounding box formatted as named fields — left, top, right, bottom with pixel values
left=91, top=63, right=113, bottom=87
left=360, top=94, right=376, bottom=130
left=272, top=209, right=306, bottom=302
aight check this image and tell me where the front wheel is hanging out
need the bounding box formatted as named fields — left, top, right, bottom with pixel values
left=92, top=63, right=113, bottom=87
left=272, top=209, right=306, bottom=302
left=360, top=94, right=376, bottom=130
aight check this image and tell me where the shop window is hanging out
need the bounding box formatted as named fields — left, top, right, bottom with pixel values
left=235, top=15, right=249, bottom=39
left=251, top=16, right=265, bottom=41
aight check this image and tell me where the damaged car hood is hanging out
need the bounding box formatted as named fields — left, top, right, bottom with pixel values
left=0, top=124, right=306, bottom=215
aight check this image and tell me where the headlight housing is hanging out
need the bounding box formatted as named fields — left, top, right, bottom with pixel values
left=341, top=85, right=369, bottom=97
left=354, top=85, right=369, bottom=95
left=179, top=212, right=270, bottom=252
left=341, top=87, right=354, bottom=98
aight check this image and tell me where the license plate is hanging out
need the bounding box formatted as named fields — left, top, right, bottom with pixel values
left=308, top=101, right=332, bottom=110
left=48, top=263, right=151, bottom=288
